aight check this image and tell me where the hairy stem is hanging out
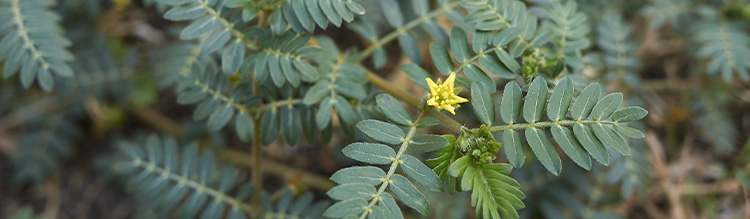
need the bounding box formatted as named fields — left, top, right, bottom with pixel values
left=477, top=120, right=620, bottom=133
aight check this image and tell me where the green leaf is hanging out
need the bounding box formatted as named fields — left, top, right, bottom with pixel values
left=268, top=54, right=285, bottom=87
left=448, top=156, right=472, bottom=177
left=501, top=130, right=525, bottom=168
left=254, top=52, right=270, bottom=82
left=450, top=27, right=471, bottom=63
left=356, top=120, right=405, bottom=145
left=547, top=77, right=574, bottom=121
left=478, top=55, right=515, bottom=79
left=235, top=112, right=253, bottom=142
left=379, top=193, right=404, bottom=219
left=207, top=105, right=234, bottom=132
left=464, top=65, right=496, bottom=94
left=281, top=106, right=299, bottom=145
left=280, top=57, right=300, bottom=87
left=164, top=3, right=206, bottom=21
left=316, top=97, right=333, bottom=129
left=327, top=183, right=377, bottom=201
left=400, top=155, right=442, bottom=192
left=501, top=82, right=522, bottom=124
left=592, top=124, right=630, bottom=156
left=471, top=83, right=495, bottom=125
left=303, top=81, right=330, bottom=105
left=570, top=83, right=601, bottom=120
left=430, top=42, right=454, bottom=75
left=180, top=17, right=217, bottom=39
left=224, top=41, right=246, bottom=75
left=320, top=0, right=342, bottom=27
left=323, top=198, right=368, bottom=218
left=335, top=96, right=357, bottom=127
left=415, top=118, right=440, bottom=128
left=294, top=59, right=320, bottom=82
left=376, top=94, right=412, bottom=126
left=551, top=125, right=591, bottom=170
left=389, top=174, right=429, bottom=215
left=379, top=0, right=403, bottom=27
left=410, top=134, right=449, bottom=152
left=495, top=48, right=521, bottom=74
left=331, top=166, right=386, bottom=185
left=611, top=106, right=648, bottom=122
left=336, top=79, right=366, bottom=100
left=459, top=164, right=477, bottom=191
left=525, top=127, right=562, bottom=175
left=399, top=33, right=423, bottom=64
left=523, top=77, right=548, bottom=122
left=401, top=64, right=433, bottom=90
left=261, top=109, right=279, bottom=145
left=306, top=0, right=328, bottom=28
left=202, top=30, right=230, bottom=54
left=573, top=124, right=609, bottom=165
left=614, top=124, right=645, bottom=139
left=590, top=93, right=623, bottom=120
left=369, top=205, right=387, bottom=219
left=342, top=142, right=396, bottom=165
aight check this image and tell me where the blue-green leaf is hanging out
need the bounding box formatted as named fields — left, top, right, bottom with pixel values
left=356, top=120, right=405, bottom=145
left=331, top=166, right=386, bottom=185
left=342, top=142, right=396, bottom=165
left=400, top=155, right=442, bottom=192
left=389, top=174, right=429, bottom=215
left=471, top=83, right=495, bottom=125
left=525, top=127, right=562, bottom=175
left=376, top=94, right=412, bottom=126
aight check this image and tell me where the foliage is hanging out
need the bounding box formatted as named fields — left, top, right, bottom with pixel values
left=0, top=0, right=74, bottom=91
left=4, top=0, right=750, bottom=218
left=112, top=134, right=255, bottom=218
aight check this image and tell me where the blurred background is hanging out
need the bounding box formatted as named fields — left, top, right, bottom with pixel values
left=1, top=0, right=750, bottom=218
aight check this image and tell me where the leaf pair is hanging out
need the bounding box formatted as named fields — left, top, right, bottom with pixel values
left=499, top=77, right=648, bottom=175
left=324, top=94, right=449, bottom=219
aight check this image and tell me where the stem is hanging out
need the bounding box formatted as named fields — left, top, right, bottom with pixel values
left=217, top=147, right=336, bottom=191
left=365, top=71, right=464, bottom=132
left=251, top=117, right=263, bottom=204
left=356, top=2, right=460, bottom=62
left=359, top=111, right=427, bottom=219
left=130, top=106, right=186, bottom=138
left=0, top=95, right=77, bottom=133
left=477, top=120, right=619, bottom=133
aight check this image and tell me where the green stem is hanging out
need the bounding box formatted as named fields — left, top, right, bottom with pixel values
left=358, top=111, right=427, bottom=219
left=478, top=120, right=619, bottom=133
left=356, top=1, right=460, bottom=62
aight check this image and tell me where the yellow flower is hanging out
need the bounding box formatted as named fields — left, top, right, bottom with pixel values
left=426, top=72, right=468, bottom=115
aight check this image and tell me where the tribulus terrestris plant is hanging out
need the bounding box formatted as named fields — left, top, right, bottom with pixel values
left=2, top=0, right=750, bottom=218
